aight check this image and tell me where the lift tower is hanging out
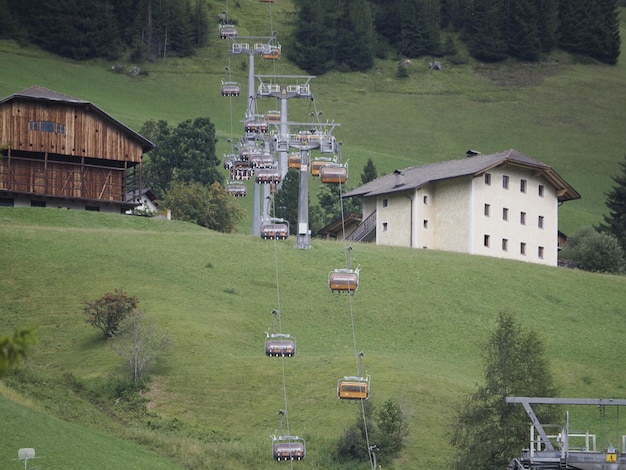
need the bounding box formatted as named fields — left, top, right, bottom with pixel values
left=230, top=36, right=280, bottom=236
left=277, top=122, right=340, bottom=249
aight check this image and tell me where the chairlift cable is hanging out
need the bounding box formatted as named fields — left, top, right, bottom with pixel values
left=269, top=194, right=293, bottom=449
left=338, top=170, right=376, bottom=470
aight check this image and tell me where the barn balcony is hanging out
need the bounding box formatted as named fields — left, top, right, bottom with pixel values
left=0, top=150, right=141, bottom=211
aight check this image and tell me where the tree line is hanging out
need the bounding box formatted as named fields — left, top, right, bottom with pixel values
left=0, top=0, right=620, bottom=67
left=0, top=0, right=209, bottom=61
left=289, top=0, right=621, bottom=74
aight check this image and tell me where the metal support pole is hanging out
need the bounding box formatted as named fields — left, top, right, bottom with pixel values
left=295, top=149, right=310, bottom=249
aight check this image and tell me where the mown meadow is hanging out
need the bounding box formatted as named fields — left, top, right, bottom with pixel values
left=1, top=207, right=626, bottom=469
left=1, top=2, right=626, bottom=468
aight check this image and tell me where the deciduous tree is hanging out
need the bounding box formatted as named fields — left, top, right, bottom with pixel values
left=162, top=181, right=244, bottom=232
left=113, top=310, right=172, bottom=383
left=560, top=226, right=625, bottom=274
left=449, top=312, right=559, bottom=469
left=0, top=327, right=37, bottom=377
left=83, top=289, right=139, bottom=339
left=141, top=117, right=222, bottom=199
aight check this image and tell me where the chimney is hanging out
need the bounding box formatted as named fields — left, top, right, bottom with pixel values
left=466, top=149, right=481, bottom=158
left=393, top=169, right=404, bottom=187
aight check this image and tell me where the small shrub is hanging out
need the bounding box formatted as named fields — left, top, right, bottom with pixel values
left=82, top=289, right=139, bottom=338
left=560, top=226, right=625, bottom=274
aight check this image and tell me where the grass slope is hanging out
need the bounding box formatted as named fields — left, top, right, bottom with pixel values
left=1, top=207, right=626, bottom=469
left=0, top=385, right=185, bottom=470
left=1, top=5, right=625, bottom=235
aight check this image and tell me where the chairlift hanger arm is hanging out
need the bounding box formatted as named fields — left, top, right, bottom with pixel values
left=506, top=397, right=626, bottom=453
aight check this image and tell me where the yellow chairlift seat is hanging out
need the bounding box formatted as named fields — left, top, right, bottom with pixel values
left=337, top=376, right=370, bottom=400
left=262, top=46, right=281, bottom=60
left=288, top=153, right=301, bottom=169
left=310, top=159, right=332, bottom=176
left=265, top=110, right=281, bottom=122
left=328, top=268, right=359, bottom=293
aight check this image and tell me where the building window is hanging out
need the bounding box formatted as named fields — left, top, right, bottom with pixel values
left=520, top=179, right=527, bottom=193
left=423, top=219, right=428, bottom=229
left=382, top=222, right=388, bottom=231
left=382, top=199, right=388, bottom=208
left=503, top=207, right=509, bottom=221
left=520, top=212, right=526, bottom=225
left=484, top=234, right=490, bottom=247
left=538, top=185, right=545, bottom=197
left=503, top=175, right=509, bottom=189
left=538, top=215, right=544, bottom=229
left=485, top=173, right=491, bottom=185
left=28, top=120, right=66, bottom=134
left=538, top=246, right=544, bottom=259
left=484, top=203, right=490, bottom=217
left=502, top=239, right=508, bottom=251
left=520, top=242, right=526, bottom=255
left=0, top=197, right=15, bottom=206
left=85, top=206, right=100, bottom=212
left=30, top=201, right=46, bottom=208
left=423, top=195, right=429, bottom=205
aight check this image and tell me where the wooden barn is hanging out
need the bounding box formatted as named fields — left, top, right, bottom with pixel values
left=0, top=86, right=154, bottom=213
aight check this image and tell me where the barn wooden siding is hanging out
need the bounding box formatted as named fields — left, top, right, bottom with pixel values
left=0, top=98, right=145, bottom=204
left=1, top=101, right=144, bottom=162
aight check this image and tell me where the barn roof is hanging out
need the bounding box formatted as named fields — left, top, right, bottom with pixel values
left=343, top=149, right=580, bottom=202
left=0, top=85, right=155, bottom=152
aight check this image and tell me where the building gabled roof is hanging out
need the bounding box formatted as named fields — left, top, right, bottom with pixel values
left=0, top=85, right=155, bottom=152
left=343, top=149, right=580, bottom=202
left=318, top=212, right=362, bottom=237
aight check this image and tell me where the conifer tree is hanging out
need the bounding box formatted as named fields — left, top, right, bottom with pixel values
left=464, top=0, right=508, bottom=61
left=597, top=155, right=626, bottom=252
left=535, top=0, right=559, bottom=52
left=506, top=0, right=541, bottom=61
left=361, top=158, right=378, bottom=184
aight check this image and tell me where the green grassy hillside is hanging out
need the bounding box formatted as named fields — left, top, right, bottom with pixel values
left=1, top=4, right=625, bottom=235
left=1, top=208, right=626, bottom=469
left=1, top=3, right=626, bottom=468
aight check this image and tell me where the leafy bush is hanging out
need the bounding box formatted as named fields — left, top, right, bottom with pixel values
left=82, top=289, right=139, bottom=338
left=560, top=226, right=625, bottom=274
left=335, top=398, right=407, bottom=465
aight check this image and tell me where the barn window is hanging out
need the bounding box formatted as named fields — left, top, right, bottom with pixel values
left=30, top=120, right=66, bottom=134
left=41, top=121, right=55, bottom=132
